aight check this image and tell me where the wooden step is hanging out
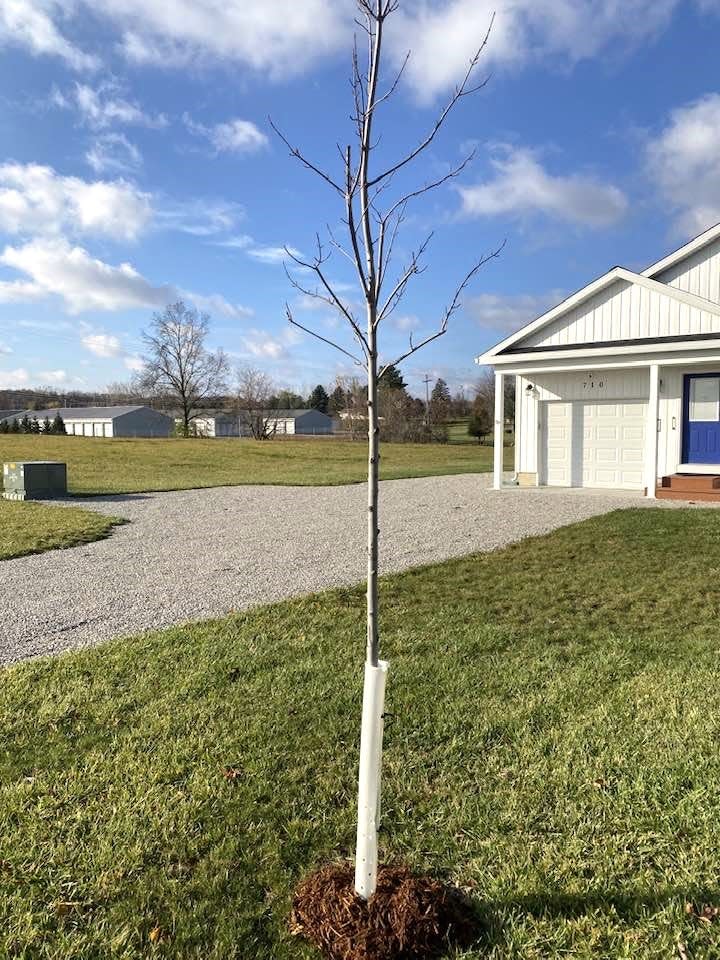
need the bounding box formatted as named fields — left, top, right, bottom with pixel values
left=656, top=487, right=720, bottom=502
left=660, top=474, right=720, bottom=492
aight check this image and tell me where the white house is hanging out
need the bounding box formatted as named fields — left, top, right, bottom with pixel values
left=1, top=405, right=173, bottom=438
left=477, top=222, right=720, bottom=500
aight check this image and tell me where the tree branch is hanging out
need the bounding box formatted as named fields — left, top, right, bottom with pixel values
left=284, top=243, right=369, bottom=352
left=378, top=240, right=506, bottom=374
left=268, top=117, right=345, bottom=196
left=366, top=15, right=494, bottom=188
left=376, top=233, right=433, bottom=324
left=285, top=304, right=366, bottom=367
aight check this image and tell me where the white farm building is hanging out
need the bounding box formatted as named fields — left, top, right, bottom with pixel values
left=186, top=409, right=334, bottom=437
left=478, top=222, right=720, bottom=501
left=1, top=406, right=173, bottom=438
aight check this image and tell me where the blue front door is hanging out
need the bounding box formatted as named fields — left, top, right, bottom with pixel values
left=683, top=374, right=720, bottom=463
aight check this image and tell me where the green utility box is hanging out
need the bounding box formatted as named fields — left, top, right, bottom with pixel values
left=2, top=461, right=68, bottom=500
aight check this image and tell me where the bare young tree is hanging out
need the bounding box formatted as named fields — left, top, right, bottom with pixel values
left=235, top=366, right=278, bottom=440
left=137, top=301, right=230, bottom=437
left=272, top=0, right=502, bottom=899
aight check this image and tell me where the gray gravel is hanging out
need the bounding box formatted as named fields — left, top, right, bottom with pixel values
left=0, top=474, right=688, bottom=666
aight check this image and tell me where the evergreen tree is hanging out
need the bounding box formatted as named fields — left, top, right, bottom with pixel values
left=328, top=384, right=346, bottom=415
left=10, top=418, right=20, bottom=434
left=42, top=417, right=52, bottom=434
left=20, top=414, right=31, bottom=434
left=29, top=417, right=40, bottom=434
left=308, top=384, right=329, bottom=413
left=52, top=413, right=66, bottom=435
left=0, top=420, right=8, bottom=434
left=381, top=363, right=406, bottom=391
left=429, top=378, right=451, bottom=424
left=468, top=407, right=493, bottom=443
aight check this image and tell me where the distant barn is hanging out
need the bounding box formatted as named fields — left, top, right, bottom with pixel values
left=1, top=406, right=173, bottom=438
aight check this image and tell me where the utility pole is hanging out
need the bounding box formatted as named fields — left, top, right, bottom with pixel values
left=422, top=374, right=433, bottom=426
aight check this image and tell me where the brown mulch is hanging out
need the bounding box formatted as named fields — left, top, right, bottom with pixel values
left=289, top=862, right=480, bottom=960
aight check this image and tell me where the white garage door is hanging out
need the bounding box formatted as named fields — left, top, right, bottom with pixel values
left=542, top=400, right=646, bottom=489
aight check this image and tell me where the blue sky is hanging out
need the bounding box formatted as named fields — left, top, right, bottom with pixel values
left=1, top=0, right=720, bottom=398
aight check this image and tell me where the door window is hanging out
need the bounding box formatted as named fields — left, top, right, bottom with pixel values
left=689, top=377, right=720, bottom=422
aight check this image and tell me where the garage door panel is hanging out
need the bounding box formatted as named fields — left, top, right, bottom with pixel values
left=622, top=448, right=643, bottom=463
left=597, top=448, right=619, bottom=463
left=543, top=399, right=646, bottom=489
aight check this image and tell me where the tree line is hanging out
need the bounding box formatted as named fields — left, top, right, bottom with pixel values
left=0, top=414, right=66, bottom=435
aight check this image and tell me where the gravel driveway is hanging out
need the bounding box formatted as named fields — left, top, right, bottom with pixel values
left=0, top=474, right=657, bottom=666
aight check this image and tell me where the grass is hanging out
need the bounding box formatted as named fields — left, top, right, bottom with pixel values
left=0, top=500, right=121, bottom=560
left=0, top=436, right=514, bottom=495
left=2, top=508, right=720, bottom=958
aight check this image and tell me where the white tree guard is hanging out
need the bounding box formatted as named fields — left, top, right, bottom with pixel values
left=354, top=659, right=389, bottom=900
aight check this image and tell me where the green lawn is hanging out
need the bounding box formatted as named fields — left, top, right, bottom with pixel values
left=0, top=436, right=514, bottom=495
left=2, top=508, right=720, bottom=958
left=0, top=500, right=120, bottom=560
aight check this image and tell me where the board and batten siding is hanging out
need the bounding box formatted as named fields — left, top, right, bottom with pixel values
left=522, top=278, right=720, bottom=349
left=516, top=368, right=693, bottom=482
left=653, top=236, right=720, bottom=302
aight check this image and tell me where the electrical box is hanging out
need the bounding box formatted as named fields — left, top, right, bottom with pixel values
left=2, top=461, right=68, bottom=501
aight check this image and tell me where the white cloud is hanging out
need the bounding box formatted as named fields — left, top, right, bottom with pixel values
left=213, top=234, right=254, bottom=249
left=0, top=238, right=254, bottom=318
left=38, top=368, right=67, bottom=384
left=179, top=289, right=253, bottom=320
left=0, top=237, right=172, bottom=312
left=85, top=133, right=142, bottom=174
left=390, top=0, right=690, bottom=103
left=0, top=0, right=99, bottom=71
left=184, top=114, right=268, bottom=153
left=157, top=197, right=244, bottom=237
left=0, top=163, right=152, bottom=241
left=0, top=341, right=11, bottom=353
left=67, top=81, right=167, bottom=129
left=97, top=0, right=351, bottom=76
left=646, top=93, right=720, bottom=236
left=81, top=332, right=123, bottom=357
left=468, top=290, right=565, bottom=333
left=459, top=145, right=627, bottom=227
left=0, top=367, right=30, bottom=388
left=247, top=244, right=302, bottom=264
left=241, top=326, right=302, bottom=360
left=0, top=278, right=44, bottom=302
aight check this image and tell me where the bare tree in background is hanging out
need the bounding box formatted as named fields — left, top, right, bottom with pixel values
left=137, top=301, right=230, bottom=437
left=272, top=0, right=502, bottom=899
left=106, top=380, right=144, bottom=405
left=235, top=366, right=278, bottom=440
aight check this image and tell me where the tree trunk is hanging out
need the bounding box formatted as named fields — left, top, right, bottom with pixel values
left=354, top=320, right=388, bottom=901
left=183, top=400, right=191, bottom=439
left=366, top=336, right=379, bottom=668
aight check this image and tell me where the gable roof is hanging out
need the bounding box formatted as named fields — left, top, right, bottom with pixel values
left=190, top=409, right=331, bottom=420
left=476, top=223, right=720, bottom=365
left=0, top=405, right=159, bottom=422
left=642, top=220, right=720, bottom=279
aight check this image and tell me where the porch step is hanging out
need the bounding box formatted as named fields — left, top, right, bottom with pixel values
left=657, top=474, right=720, bottom=501
left=661, top=474, right=720, bottom=491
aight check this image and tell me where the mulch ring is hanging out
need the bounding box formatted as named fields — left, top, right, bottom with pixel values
left=290, top=862, right=480, bottom=960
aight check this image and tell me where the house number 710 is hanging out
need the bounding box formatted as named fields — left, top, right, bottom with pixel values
left=583, top=373, right=604, bottom=389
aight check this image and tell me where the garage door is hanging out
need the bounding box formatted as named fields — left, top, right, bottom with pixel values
left=542, top=400, right=646, bottom=489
